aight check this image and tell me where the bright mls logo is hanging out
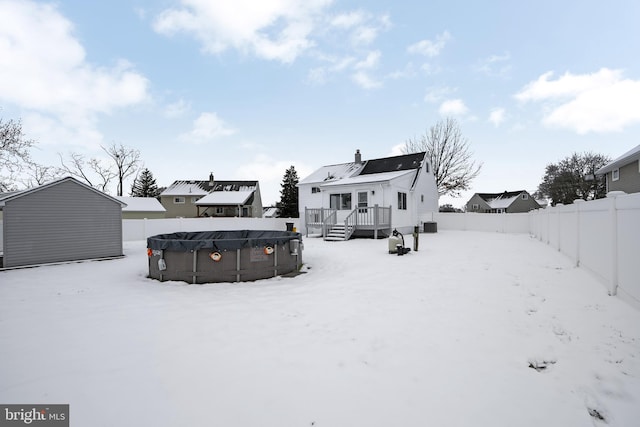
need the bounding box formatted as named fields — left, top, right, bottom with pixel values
left=0, top=405, right=68, bottom=426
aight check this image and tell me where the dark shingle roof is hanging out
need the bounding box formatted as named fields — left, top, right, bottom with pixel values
left=358, top=152, right=425, bottom=175
left=476, top=190, right=526, bottom=202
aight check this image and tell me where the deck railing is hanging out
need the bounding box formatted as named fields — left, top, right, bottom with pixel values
left=304, top=207, right=337, bottom=237
left=305, top=205, right=391, bottom=239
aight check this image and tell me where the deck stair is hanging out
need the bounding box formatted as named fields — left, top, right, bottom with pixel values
left=324, top=224, right=353, bottom=241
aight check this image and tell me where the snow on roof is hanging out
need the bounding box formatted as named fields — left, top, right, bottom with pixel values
left=487, top=195, right=519, bottom=209
left=195, top=190, right=254, bottom=205
left=160, top=181, right=209, bottom=196
left=320, top=169, right=415, bottom=187
left=595, top=144, right=640, bottom=175
left=114, top=196, right=166, bottom=212
left=298, top=162, right=363, bottom=185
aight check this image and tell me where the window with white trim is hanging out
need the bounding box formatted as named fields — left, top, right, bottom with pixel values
left=472, top=203, right=479, bottom=210
left=398, top=192, right=407, bottom=210
left=522, top=193, right=529, bottom=200
left=612, top=168, right=620, bottom=181
left=174, top=196, right=185, bottom=204
left=311, top=187, right=321, bottom=193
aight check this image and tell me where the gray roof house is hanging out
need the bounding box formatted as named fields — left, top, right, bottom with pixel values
left=466, top=190, right=541, bottom=213
left=0, top=176, right=125, bottom=269
left=160, top=173, right=263, bottom=218
left=595, top=144, right=640, bottom=194
left=298, top=150, right=438, bottom=239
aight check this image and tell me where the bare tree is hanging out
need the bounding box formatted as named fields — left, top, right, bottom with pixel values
left=402, top=117, right=482, bottom=197
left=58, top=142, right=141, bottom=195
left=0, top=116, right=36, bottom=191
left=58, top=152, right=115, bottom=193
left=102, top=142, right=141, bottom=196
left=20, top=163, right=63, bottom=188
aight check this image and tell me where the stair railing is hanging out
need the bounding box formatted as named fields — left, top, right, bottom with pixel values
left=344, top=209, right=357, bottom=240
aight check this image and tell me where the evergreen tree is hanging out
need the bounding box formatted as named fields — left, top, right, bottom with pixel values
left=130, top=168, right=160, bottom=197
left=278, top=166, right=299, bottom=218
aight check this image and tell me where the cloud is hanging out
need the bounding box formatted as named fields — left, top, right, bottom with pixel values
left=515, top=68, right=640, bottom=133
left=179, top=112, right=236, bottom=143
left=355, top=50, right=381, bottom=69
left=154, top=0, right=333, bottom=63
left=329, top=11, right=391, bottom=46
left=424, top=86, right=455, bottom=103
left=475, top=52, right=511, bottom=77
left=407, top=31, right=451, bottom=57
left=0, top=0, right=149, bottom=147
left=352, top=71, right=382, bottom=89
left=489, top=108, right=506, bottom=127
left=164, top=99, right=191, bottom=118
left=439, top=99, right=468, bottom=116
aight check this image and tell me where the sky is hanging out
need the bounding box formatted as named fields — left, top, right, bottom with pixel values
left=1, top=0, right=640, bottom=207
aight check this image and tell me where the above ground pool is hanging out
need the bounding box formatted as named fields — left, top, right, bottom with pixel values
left=147, top=230, right=303, bottom=284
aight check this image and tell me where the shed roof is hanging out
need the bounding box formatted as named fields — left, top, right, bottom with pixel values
left=114, top=196, right=166, bottom=212
left=595, top=144, right=640, bottom=175
left=0, top=176, right=126, bottom=208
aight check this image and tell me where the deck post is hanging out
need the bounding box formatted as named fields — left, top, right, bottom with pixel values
left=374, top=204, right=379, bottom=239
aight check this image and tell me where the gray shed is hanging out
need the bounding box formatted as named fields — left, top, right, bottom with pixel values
left=0, top=177, right=126, bottom=268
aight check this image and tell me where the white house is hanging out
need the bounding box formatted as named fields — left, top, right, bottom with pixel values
left=298, top=150, right=438, bottom=239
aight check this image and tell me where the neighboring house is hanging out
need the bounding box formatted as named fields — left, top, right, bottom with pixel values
left=466, top=190, right=541, bottom=213
left=160, top=173, right=263, bottom=218
left=0, top=176, right=125, bottom=268
left=298, top=150, right=438, bottom=239
left=263, top=206, right=280, bottom=218
left=115, top=196, right=166, bottom=219
left=595, top=144, right=640, bottom=194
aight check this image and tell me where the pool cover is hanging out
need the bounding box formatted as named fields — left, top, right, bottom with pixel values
left=147, top=230, right=302, bottom=252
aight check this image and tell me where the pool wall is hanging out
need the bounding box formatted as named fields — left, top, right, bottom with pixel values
left=147, top=230, right=302, bottom=284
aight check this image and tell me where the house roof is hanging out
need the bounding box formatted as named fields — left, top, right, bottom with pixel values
left=358, top=152, right=425, bottom=175
left=320, top=169, right=415, bottom=187
left=195, top=190, right=254, bottom=206
left=474, top=190, right=529, bottom=210
left=114, top=196, right=166, bottom=212
left=0, top=176, right=126, bottom=208
left=595, top=144, right=640, bottom=175
left=160, top=180, right=258, bottom=196
left=298, top=152, right=426, bottom=187
left=297, top=162, right=364, bottom=185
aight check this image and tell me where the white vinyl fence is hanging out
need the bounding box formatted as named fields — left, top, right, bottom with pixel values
left=435, top=192, right=640, bottom=308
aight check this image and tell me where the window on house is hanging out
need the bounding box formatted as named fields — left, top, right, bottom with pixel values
left=174, top=197, right=185, bottom=204
left=330, top=193, right=352, bottom=210
left=612, top=168, right=620, bottom=181
left=311, top=187, right=321, bottom=194
left=472, top=203, right=479, bottom=210
left=522, top=193, right=529, bottom=200
left=215, top=207, right=224, bottom=214
left=421, top=194, right=424, bottom=203
left=425, top=162, right=430, bottom=173
left=398, top=192, right=407, bottom=210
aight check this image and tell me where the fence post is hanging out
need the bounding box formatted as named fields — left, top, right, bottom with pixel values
left=607, top=191, right=625, bottom=296
left=573, top=200, right=583, bottom=267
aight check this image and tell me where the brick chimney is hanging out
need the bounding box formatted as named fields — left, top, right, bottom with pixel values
left=355, top=149, right=362, bottom=163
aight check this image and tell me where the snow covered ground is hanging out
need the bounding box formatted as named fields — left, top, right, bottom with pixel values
left=1, top=230, right=639, bottom=427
